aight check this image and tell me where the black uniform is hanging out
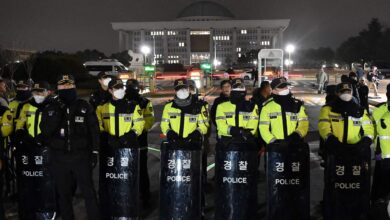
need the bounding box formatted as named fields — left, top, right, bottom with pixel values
left=41, top=98, right=100, bottom=220
left=89, top=88, right=111, bottom=110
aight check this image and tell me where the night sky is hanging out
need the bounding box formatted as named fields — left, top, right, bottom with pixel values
left=1, top=0, right=389, bottom=54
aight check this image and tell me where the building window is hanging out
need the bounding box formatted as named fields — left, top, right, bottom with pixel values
left=178, top=42, right=185, bottom=47
left=241, top=29, right=247, bottom=34
left=261, top=41, right=270, bottom=46
left=190, top=31, right=210, bottom=35
left=151, top=31, right=164, bottom=36
left=238, top=53, right=241, bottom=58
left=213, top=35, right=230, bottom=41
left=167, top=31, right=177, bottom=36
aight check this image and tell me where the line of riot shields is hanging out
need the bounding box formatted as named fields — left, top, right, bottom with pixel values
left=6, top=127, right=377, bottom=219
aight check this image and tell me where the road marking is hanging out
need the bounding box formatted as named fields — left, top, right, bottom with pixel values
left=150, top=122, right=160, bottom=131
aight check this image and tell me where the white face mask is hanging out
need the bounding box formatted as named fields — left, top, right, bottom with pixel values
left=339, top=93, right=352, bottom=101
left=278, top=89, right=290, bottom=96
left=102, top=78, right=111, bottom=87
left=113, top=89, right=125, bottom=99
left=176, top=89, right=190, bottom=99
left=33, top=95, right=46, bottom=104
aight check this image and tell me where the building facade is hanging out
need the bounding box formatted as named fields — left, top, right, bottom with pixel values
left=111, top=1, right=289, bottom=65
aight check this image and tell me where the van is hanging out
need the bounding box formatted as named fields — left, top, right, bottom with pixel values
left=83, top=59, right=129, bottom=77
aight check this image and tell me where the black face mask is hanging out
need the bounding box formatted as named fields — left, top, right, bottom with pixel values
left=230, top=90, right=247, bottom=104
left=126, top=87, right=140, bottom=98
left=58, top=88, right=77, bottom=104
left=15, top=90, right=31, bottom=102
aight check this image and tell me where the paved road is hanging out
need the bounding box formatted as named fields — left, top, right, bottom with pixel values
left=6, top=78, right=390, bottom=219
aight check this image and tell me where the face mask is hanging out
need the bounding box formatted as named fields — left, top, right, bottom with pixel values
left=339, top=93, right=352, bottom=102
left=113, top=89, right=125, bottom=100
left=230, top=90, right=247, bottom=103
left=16, top=90, right=31, bottom=101
left=278, top=89, right=290, bottom=96
left=33, top=95, right=45, bottom=104
left=126, top=87, right=140, bottom=96
left=176, top=89, right=190, bottom=100
left=102, top=78, right=111, bottom=87
left=58, top=88, right=77, bottom=104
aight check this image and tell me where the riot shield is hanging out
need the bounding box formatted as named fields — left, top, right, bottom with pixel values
left=266, top=141, right=310, bottom=220
left=16, top=141, right=56, bottom=220
left=323, top=142, right=371, bottom=220
left=99, top=138, right=140, bottom=220
left=214, top=139, right=258, bottom=220
left=159, top=141, right=202, bottom=220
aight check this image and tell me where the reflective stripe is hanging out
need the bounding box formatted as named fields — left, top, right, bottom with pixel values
left=379, top=136, right=390, bottom=140
left=286, top=112, right=299, bottom=116
left=259, top=121, right=270, bottom=125
left=102, top=113, right=115, bottom=117
left=319, top=119, right=330, bottom=122
left=361, top=121, right=372, bottom=125
left=216, top=116, right=226, bottom=120
left=119, top=113, right=133, bottom=117
left=1, top=123, right=11, bottom=126
left=329, top=115, right=343, bottom=120
left=239, top=112, right=252, bottom=116
left=269, top=112, right=282, bottom=117
left=299, top=117, right=309, bottom=121
left=161, top=118, right=170, bottom=122
left=224, top=112, right=234, bottom=115
left=365, top=135, right=374, bottom=140
left=168, top=113, right=180, bottom=116
left=133, top=118, right=144, bottom=122
left=198, top=120, right=206, bottom=124
left=250, top=116, right=259, bottom=120
left=382, top=155, right=390, bottom=159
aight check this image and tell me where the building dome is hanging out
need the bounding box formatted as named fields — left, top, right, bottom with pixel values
left=177, top=1, right=234, bottom=21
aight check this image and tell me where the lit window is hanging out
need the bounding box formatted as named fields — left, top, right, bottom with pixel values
left=238, top=53, right=241, bottom=58
left=179, top=42, right=185, bottom=47
left=236, top=47, right=241, bottom=52
left=241, top=29, right=247, bottom=34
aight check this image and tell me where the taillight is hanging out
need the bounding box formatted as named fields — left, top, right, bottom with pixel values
left=190, top=71, right=200, bottom=77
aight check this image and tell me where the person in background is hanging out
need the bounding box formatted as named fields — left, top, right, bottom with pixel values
left=0, top=78, right=9, bottom=108
left=251, top=81, right=272, bottom=109
left=251, top=67, right=259, bottom=87
left=367, top=66, right=379, bottom=97
left=348, top=72, right=361, bottom=104
left=89, top=71, right=112, bottom=110
left=210, top=80, right=231, bottom=127
left=316, top=67, right=328, bottom=94
left=358, top=78, right=369, bottom=113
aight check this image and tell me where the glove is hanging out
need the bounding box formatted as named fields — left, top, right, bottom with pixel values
left=91, top=151, right=98, bottom=168
left=187, top=130, right=202, bottom=143
left=326, top=135, right=340, bottom=146
left=241, top=129, right=254, bottom=141
left=167, top=130, right=180, bottom=142
left=15, top=129, right=26, bottom=143
left=287, top=132, right=302, bottom=143
left=119, top=131, right=137, bottom=147
left=35, top=134, right=45, bottom=147
left=230, top=127, right=242, bottom=137
left=360, top=136, right=373, bottom=147
left=272, top=139, right=289, bottom=152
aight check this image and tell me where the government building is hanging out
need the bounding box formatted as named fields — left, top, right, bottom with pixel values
left=111, top=1, right=289, bottom=66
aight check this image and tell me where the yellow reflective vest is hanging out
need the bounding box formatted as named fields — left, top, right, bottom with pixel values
left=161, top=100, right=208, bottom=138
left=141, top=100, right=155, bottom=131
left=318, top=105, right=374, bottom=144
left=96, top=100, right=145, bottom=136
left=16, top=102, right=44, bottom=137
left=0, top=107, right=13, bottom=137
left=215, top=101, right=259, bottom=137
left=259, top=97, right=309, bottom=144
left=373, top=103, right=390, bottom=158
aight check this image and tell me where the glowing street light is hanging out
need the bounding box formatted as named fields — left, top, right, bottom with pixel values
left=285, top=44, right=295, bottom=71
left=140, top=45, right=151, bottom=65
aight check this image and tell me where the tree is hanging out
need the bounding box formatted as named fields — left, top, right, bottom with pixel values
left=110, top=50, right=131, bottom=66
left=74, top=49, right=106, bottom=63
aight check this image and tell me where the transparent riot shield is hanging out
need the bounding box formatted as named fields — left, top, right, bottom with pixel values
left=266, top=141, right=310, bottom=220
left=214, top=139, right=258, bottom=220
left=159, top=141, right=202, bottom=220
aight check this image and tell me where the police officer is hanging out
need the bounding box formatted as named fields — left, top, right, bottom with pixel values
left=161, top=78, right=208, bottom=147
left=259, top=77, right=309, bottom=146
left=210, top=80, right=231, bottom=126
left=0, top=103, right=13, bottom=220
left=125, top=79, right=152, bottom=205
left=14, top=81, right=54, bottom=219
left=9, top=80, right=32, bottom=124
left=371, top=84, right=390, bottom=204
left=40, top=74, right=100, bottom=220
left=318, top=82, right=374, bottom=148
left=89, top=71, right=112, bottom=110
left=215, top=78, right=258, bottom=140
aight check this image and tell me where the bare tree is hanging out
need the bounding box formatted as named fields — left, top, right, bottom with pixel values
left=23, top=54, right=36, bottom=83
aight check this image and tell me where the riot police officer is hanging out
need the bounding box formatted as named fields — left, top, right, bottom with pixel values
left=89, top=71, right=112, bottom=110
left=259, top=77, right=309, bottom=145
left=14, top=81, right=56, bottom=219
left=9, top=80, right=32, bottom=124
left=124, top=79, right=153, bottom=206
left=40, top=74, right=100, bottom=220
left=210, top=80, right=231, bottom=127
left=161, top=78, right=208, bottom=145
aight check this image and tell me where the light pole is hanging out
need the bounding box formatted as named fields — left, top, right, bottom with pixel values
left=285, top=44, right=295, bottom=72
left=140, top=45, right=151, bottom=65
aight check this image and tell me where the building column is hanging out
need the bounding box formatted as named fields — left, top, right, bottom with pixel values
left=232, top=28, right=237, bottom=63
left=257, top=27, right=262, bottom=49
left=163, top=29, right=168, bottom=63
left=186, top=29, right=191, bottom=65
left=127, top=31, right=133, bottom=51
left=124, top=32, right=130, bottom=50
left=209, top=28, right=214, bottom=63
left=140, top=29, right=146, bottom=52
left=118, top=30, right=124, bottom=52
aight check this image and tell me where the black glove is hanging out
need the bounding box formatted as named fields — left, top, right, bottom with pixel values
left=326, top=135, right=340, bottom=149
left=119, top=130, right=137, bottom=147
left=287, top=132, right=302, bottom=143
left=91, top=151, right=98, bottom=168
left=230, top=127, right=242, bottom=137
left=35, top=134, right=45, bottom=147
left=360, top=136, right=373, bottom=147
left=187, top=130, right=202, bottom=143
left=241, top=129, right=254, bottom=141
left=272, top=139, right=289, bottom=152
left=167, top=130, right=180, bottom=142
left=15, top=130, right=26, bottom=143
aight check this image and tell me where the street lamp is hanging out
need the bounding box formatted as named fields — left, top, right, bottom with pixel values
left=140, top=45, right=151, bottom=65
left=285, top=44, right=295, bottom=71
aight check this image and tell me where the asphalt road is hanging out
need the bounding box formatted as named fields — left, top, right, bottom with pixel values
left=5, top=78, right=390, bottom=219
